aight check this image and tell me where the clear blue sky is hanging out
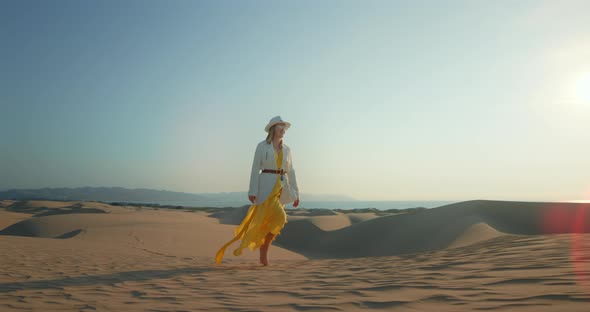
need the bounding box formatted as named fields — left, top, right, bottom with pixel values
left=2, top=0, right=590, bottom=201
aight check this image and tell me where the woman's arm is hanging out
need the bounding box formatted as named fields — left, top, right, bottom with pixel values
left=287, top=149, right=299, bottom=199
left=248, top=144, right=261, bottom=198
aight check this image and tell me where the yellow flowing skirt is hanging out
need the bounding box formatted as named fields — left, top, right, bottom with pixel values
left=215, top=174, right=288, bottom=265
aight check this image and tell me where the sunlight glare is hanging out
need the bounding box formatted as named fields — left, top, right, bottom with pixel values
left=575, top=72, right=590, bottom=104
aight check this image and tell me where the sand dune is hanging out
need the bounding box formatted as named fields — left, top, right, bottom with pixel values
left=1, top=199, right=590, bottom=311
left=209, top=205, right=355, bottom=231
left=447, top=221, right=504, bottom=248
left=274, top=200, right=590, bottom=258
left=0, top=201, right=304, bottom=261
left=346, top=212, right=380, bottom=224
left=208, top=205, right=251, bottom=225
left=288, top=213, right=352, bottom=231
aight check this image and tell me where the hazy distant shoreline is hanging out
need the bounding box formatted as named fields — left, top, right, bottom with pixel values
left=0, top=186, right=460, bottom=210
left=0, top=198, right=454, bottom=211
left=2, top=186, right=586, bottom=210
left=102, top=199, right=459, bottom=210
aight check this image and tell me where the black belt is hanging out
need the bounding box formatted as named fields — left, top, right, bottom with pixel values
left=262, top=169, right=286, bottom=175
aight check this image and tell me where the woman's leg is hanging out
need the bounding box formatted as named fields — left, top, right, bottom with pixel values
left=259, top=232, right=276, bottom=265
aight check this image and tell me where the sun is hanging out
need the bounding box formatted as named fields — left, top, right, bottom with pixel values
left=575, top=72, right=590, bottom=104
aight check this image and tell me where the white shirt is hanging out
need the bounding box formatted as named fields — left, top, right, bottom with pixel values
left=248, top=139, right=299, bottom=205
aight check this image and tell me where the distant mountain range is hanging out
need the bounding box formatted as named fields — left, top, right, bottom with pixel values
left=0, top=187, right=357, bottom=206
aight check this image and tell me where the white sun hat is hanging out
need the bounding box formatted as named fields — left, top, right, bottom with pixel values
left=264, top=115, right=291, bottom=133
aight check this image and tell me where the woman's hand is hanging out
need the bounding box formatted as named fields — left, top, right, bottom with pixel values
left=248, top=195, right=256, bottom=204
left=293, top=198, right=300, bottom=207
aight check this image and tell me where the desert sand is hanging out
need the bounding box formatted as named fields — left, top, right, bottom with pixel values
left=1, top=199, right=590, bottom=311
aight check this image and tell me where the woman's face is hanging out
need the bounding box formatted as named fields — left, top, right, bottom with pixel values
left=274, top=123, right=286, bottom=139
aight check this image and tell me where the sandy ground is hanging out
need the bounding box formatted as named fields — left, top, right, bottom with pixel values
left=1, top=199, right=590, bottom=311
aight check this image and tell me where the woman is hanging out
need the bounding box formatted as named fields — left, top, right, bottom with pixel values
left=215, top=115, right=300, bottom=266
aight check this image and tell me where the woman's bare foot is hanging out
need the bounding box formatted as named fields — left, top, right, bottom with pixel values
left=259, top=244, right=269, bottom=265
left=260, top=255, right=268, bottom=266
left=259, top=232, right=275, bottom=266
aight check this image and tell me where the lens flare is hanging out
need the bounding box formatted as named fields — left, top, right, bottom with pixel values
left=571, top=206, right=590, bottom=293
left=542, top=203, right=590, bottom=293
left=541, top=203, right=578, bottom=234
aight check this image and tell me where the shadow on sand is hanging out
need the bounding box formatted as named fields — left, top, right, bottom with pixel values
left=0, top=267, right=212, bottom=293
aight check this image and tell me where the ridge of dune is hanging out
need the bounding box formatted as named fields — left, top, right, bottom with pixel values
left=0, top=200, right=15, bottom=207
left=288, top=213, right=352, bottom=231
left=208, top=206, right=354, bottom=231
left=207, top=205, right=250, bottom=225
left=447, top=221, right=504, bottom=248
left=308, top=214, right=352, bottom=231
left=346, top=212, right=379, bottom=224
left=0, top=211, right=30, bottom=229
left=0, top=215, right=87, bottom=239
